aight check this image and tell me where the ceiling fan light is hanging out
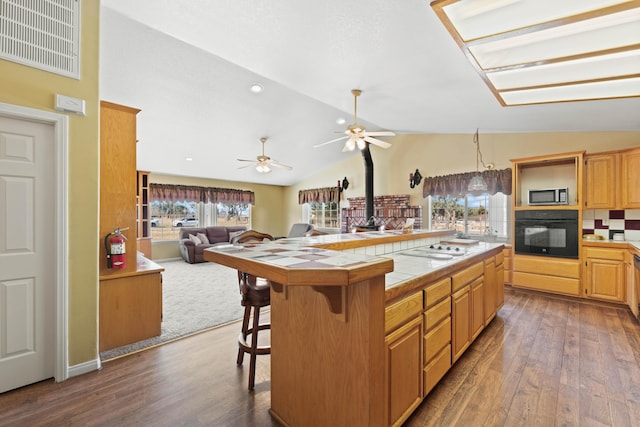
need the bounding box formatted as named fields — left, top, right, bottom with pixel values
left=345, top=139, right=356, bottom=151
left=356, top=138, right=367, bottom=150
left=256, top=164, right=271, bottom=173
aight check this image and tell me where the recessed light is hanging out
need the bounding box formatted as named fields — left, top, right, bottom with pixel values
left=336, top=117, right=346, bottom=125
left=185, top=157, right=193, bottom=162
left=250, top=83, right=264, bottom=93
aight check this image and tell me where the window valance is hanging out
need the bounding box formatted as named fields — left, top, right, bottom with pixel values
left=298, top=186, right=341, bottom=204
left=422, top=168, right=512, bottom=198
left=150, top=184, right=255, bottom=205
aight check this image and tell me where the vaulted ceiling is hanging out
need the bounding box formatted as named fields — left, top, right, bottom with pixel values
left=100, top=0, right=640, bottom=186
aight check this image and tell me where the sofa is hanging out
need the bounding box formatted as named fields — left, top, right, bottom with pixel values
left=178, top=226, right=247, bottom=264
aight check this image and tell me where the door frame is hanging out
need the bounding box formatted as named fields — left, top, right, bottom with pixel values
left=0, top=102, right=69, bottom=382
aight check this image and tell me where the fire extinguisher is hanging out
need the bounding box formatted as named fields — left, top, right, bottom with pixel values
left=105, top=227, right=129, bottom=269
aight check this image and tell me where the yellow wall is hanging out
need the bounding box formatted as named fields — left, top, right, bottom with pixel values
left=150, top=173, right=287, bottom=259
left=0, top=4, right=100, bottom=365
left=283, top=132, right=640, bottom=228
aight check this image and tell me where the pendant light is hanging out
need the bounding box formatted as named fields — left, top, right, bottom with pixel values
left=468, top=129, right=488, bottom=194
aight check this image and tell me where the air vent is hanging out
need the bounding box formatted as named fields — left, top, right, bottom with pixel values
left=0, top=0, right=80, bottom=79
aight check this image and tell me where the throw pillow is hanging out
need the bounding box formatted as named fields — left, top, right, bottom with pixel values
left=197, top=233, right=210, bottom=245
left=229, top=230, right=244, bottom=243
left=189, top=234, right=202, bottom=245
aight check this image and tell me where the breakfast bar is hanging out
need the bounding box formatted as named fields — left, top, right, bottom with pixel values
left=204, top=230, right=504, bottom=426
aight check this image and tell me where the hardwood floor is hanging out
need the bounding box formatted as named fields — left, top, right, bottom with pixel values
left=1, top=287, right=639, bottom=427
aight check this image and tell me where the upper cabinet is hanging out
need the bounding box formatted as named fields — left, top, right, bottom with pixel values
left=584, top=152, right=618, bottom=209
left=621, top=147, right=640, bottom=209
left=584, top=147, right=640, bottom=210
left=511, top=151, right=584, bottom=209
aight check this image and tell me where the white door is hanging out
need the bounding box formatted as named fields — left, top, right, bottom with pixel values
left=0, top=115, right=55, bottom=393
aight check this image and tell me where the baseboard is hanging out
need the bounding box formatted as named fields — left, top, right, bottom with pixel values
left=152, top=257, right=182, bottom=263
left=67, top=358, right=102, bottom=379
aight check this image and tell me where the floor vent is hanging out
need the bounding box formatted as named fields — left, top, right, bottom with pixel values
left=0, top=0, right=80, bottom=79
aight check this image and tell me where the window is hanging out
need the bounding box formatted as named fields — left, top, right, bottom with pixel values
left=303, top=202, right=340, bottom=230
left=150, top=201, right=251, bottom=241
left=428, top=193, right=510, bottom=240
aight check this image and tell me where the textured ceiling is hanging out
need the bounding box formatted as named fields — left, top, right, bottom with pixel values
left=100, top=0, right=640, bottom=186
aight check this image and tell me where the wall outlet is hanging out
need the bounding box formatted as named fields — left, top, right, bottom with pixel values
left=602, top=218, right=610, bottom=226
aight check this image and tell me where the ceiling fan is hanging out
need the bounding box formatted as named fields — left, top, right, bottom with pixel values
left=237, top=137, right=292, bottom=173
left=314, top=89, right=396, bottom=152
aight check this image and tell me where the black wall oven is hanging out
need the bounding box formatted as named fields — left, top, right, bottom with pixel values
left=514, top=210, right=579, bottom=259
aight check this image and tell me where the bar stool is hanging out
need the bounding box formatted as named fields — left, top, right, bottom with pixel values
left=231, top=230, right=274, bottom=391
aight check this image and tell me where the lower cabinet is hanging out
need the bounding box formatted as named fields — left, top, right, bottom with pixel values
left=385, top=292, right=423, bottom=427
left=385, top=316, right=423, bottom=427
left=383, top=252, right=503, bottom=426
left=423, top=277, right=452, bottom=396
left=583, top=247, right=626, bottom=302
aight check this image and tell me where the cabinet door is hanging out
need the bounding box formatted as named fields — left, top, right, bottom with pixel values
left=585, top=258, right=625, bottom=302
left=584, top=154, right=617, bottom=209
left=471, top=278, right=485, bottom=340
left=452, top=286, right=471, bottom=363
left=484, top=258, right=497, bottom=324
left=621, top=148, right=640, bottom=208
left=385, top=316, right=423, bottom=427
left=496, top=264, right=505, bottom=309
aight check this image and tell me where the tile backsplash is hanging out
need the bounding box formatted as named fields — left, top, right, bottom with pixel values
left=582, top=209, right=640, bottom=241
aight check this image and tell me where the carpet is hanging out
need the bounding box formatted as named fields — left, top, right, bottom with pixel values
left=100, top=260, right=245, bottom=361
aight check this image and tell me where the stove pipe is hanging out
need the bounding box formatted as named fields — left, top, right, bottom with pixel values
left=361, top=144, right=374, bottom=226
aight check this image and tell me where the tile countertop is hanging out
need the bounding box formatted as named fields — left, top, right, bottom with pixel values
left=205, top=232, right=504, bottom=303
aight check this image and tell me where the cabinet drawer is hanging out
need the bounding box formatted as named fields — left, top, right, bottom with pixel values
left=514, top=256, right=580, bottom=279
left=583, top=247, right=625, bottom=261
left=496, top=251, right=504, bottom=266
left=452, top=262, right=484, bottom=291
left=512, top=271, right=580, bottom=296
left=424, top=297, right=451, bottom=330
left=385, top=292, right=423, bottom=334
left=424, top=316, right=451, bottom=363
left=424, top=344, right=451, bottom=397
left=424, top=277, right=451, bottom=308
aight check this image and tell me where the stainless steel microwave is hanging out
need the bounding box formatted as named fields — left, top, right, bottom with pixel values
left=528, top=188, right=568, bottom=205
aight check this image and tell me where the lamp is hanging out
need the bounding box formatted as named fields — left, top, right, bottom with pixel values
left=409, top=169, right=422, bottom=189
left=338, top=177, right=349, bottom=192
left=430, top=1, right=640, bottom=105
left=468, top=129, right=489, bottom=194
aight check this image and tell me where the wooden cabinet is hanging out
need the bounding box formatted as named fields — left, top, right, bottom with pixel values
left=99, top=263, right=163, bottom=351
left=451, top=262, right=484, bottom=363
left=385, top=293, right=423, bottom=427
left=470, top=277, right=484, bottom=341
left=513, top=255, right=581, bottom=296
left=583, top=147, right=640, bottom=209
left=511, top=151, right=583, bottom=208
left=423, top=278, right=451, bottom=396
left=483, top=257, right=497, bottom=324
left=584, top=153, right=618, bottom=209
left=99, top=101, right=139, bottom=273
left=137, top=170, right=152, bottom=258
left=503, top=245, right=512, bottom=285
left=621, top=147, right=640, bottom=208
left=99, top=101, right=163, bottom=352
left=452, top=285, right=471, bottom=363
left=583, top=247, right=625, bottom=302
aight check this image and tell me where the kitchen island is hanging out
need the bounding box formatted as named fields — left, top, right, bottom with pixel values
left=204, top=230, right=504, bottom=426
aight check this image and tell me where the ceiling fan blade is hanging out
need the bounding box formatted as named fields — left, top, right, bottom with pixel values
left=313, top=135, right=349, bottom=148
left=270, top=160, right=293, bottom=170
left=363, top=135, right=392, bottom=149
left=365, top=131, right=396, bottom=137
left=237, top=163, right=254, bottom=169
left=237, top=158, right=256, bottom=163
